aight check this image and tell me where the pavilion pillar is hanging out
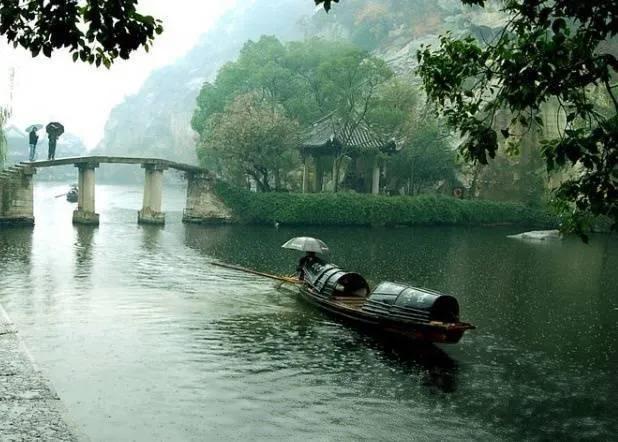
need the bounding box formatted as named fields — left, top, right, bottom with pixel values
left=302, top=158, right=310, bottom=193
left=371, top=159, right=381, bottom=195
left=138, top=164, right=166, bottom=225
left=314, top=159, right=324, bottom=193
left=72, top=162, right=99, bottom=225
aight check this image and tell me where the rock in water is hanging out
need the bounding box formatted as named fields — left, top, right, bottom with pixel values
left=507, top=230, right=562, bottom=240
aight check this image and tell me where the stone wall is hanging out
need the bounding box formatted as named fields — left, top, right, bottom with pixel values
left=0, top=165, right=35, bottom=225
left=0, top=304, right=80, bottom=441
left=182, top=173, right=233, bottom=224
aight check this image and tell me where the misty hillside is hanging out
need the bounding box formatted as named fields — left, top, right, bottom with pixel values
left=95, top=0, right=503, bottom=168
left=306, top=0, right=506, bottom=73
left=94, top=0, right=315, bottom=167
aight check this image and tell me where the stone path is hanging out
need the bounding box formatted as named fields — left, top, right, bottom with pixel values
left=0, top=305, right=82, bottom=441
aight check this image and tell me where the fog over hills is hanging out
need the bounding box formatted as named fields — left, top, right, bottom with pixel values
left=94, top=0, right=315, bottom=171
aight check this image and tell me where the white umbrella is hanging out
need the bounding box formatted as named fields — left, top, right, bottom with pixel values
left=25, top=124, right=43, bottom=132
left=281, top=237, right=329, bottom=254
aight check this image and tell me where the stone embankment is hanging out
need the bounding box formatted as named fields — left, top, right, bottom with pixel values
left=0, top=164, right=35, bottom=225
left=0, top=304, right=82, bottom=441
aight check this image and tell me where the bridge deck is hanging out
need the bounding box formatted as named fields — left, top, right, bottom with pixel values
left=24, top=156, right=209, bottom=174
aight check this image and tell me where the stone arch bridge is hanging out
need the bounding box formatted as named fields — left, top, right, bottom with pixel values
left=0, top=156, right=232, bottom=226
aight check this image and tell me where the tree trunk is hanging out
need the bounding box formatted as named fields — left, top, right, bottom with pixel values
left=249, top=169, right=270, bottom=192
left=302, top=159, right=309, bottom=193
left=332, top=156, right=339, bottom=193
left=470, top=165, right=480, bottom=199
left=274, top=169, right=281, bottom=191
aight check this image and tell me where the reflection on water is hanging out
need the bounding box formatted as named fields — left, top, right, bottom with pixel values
left=74, top=225, right=95, bottom=281
left=0, top=183, right=616, bottom=441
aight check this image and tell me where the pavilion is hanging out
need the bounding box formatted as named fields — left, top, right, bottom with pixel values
left=299, top=115, right=398, bottom=194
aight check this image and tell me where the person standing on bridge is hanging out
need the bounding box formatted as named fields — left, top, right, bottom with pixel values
left=28, top=127, right=39, bottom=161
left=45, top=122, right=64, bottom=160
left=47, top=133, right=58, bottom=160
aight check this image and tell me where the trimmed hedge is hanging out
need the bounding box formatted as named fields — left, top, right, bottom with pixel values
left=214, top=182, right=557, bottom=227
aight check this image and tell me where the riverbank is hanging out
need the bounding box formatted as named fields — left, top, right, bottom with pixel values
left=214, top=183, right=557, bottom=227
left=0, top=305, right=80, bottom=441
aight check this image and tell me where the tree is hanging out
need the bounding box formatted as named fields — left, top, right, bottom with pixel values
left=0, top=0, right=163, bottom=67
left=192, top=36, right=394, bottom=192
left=393, top=120, right=456, bottom=195
left=192, top=36, right=311, bottom=134
left=317, top=0, right=617, bottom=236
left=191, top=36, right=391, bottom=135
left=366, top=79, right=458, bottom=195
left=370, top=90, right=456, bottom=196
left=366, top=77, right=419, bottom=141
left=199, top=92, right=300, bottom=192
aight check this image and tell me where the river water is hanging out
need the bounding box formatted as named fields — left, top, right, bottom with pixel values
left=0, top=182, right=616, bottom=441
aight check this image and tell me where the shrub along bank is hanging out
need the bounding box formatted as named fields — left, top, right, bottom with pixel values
left=214, top=183, right=557, bottom=227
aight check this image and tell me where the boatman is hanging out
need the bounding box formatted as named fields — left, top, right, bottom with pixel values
left=297, top=251, right=324, bottom=281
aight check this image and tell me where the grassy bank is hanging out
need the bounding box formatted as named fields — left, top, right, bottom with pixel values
left=214, top=183, right=557, bottom=227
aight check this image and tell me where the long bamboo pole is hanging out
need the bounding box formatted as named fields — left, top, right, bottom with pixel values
left=210, top=261, right=301, bottom=284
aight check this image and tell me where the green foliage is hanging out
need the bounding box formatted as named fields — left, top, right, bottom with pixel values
left=200, top=92, right=300, bottom=192
left=193, top=35, right=396, bottom=191
left=0, top=0, right=163, bottom=66
left=365, top=80, right=457, bottom=195
left=214, top=181, right=556, bottom=227
left=414, top=0, right=618, bottom=235
left=386, top=118, right=457, bottom=195
left=317, top=0, right=617, bottom=235
left=192, top=36, right=392, bottom=135
left=366, top=78, right=419, bottom=140
left=192, top=36, right=319, bottom=132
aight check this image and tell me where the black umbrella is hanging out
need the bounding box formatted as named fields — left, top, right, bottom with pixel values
left=46, top=122, right=65, bottom=137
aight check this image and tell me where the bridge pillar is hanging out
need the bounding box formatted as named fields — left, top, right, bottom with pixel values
left=138, top=164, right=166, bottom=225
left=182, top=173, right=232, bottom=224
left=72, top=162, right=99, bottom=225
left=0, top=165, right=36, bottom=226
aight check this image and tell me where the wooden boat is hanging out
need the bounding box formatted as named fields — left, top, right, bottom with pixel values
left=292, top=262, right=475, bottom=344
left=66, top=184, right=78, bottom=203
